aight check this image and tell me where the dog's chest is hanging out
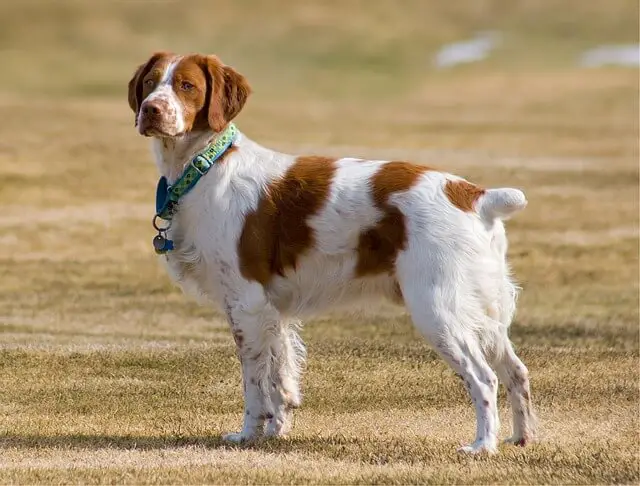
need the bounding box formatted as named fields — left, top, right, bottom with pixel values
left=161, top=207, right=232, bottom=305
left=162, top=235, right=209, bottom=302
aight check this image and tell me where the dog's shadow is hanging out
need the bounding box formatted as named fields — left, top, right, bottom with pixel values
left=0, top=432, right=497, bottom=465
left=0, top=432, right=328, bottom=453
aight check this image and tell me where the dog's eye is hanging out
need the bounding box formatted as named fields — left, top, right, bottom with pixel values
left=181, top=81, right=195, bottom=91
left=144, top=78, right=154, bottom=87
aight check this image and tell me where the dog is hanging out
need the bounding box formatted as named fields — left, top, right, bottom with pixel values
left=127, top=52, right=536, bottom=454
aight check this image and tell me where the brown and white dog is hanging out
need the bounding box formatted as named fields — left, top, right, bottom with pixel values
left=127, top=52, right=536, bottom=454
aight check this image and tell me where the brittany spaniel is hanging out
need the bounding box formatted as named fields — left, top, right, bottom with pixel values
left=127, top=52, right=536, bottom=454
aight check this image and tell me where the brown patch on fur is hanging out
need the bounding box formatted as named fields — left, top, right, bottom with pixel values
left=170, top=55, right=251, bottom=133
left=170, top=56, right=209, bottom=131
left=444, top=179, right=485, bottom=212
left=355, top=162, right=431, bottom=277
left=238, top=156, right=336, bottom=286
left=190, top=55, right=251, bottom=133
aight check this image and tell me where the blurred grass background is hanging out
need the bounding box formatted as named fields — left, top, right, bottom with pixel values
left=0, top=0, right=637, bottom=153
left=1, top=0, right=637, bottom=95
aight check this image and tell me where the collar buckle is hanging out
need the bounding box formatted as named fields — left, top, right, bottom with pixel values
left=190, top=157, right=206, bottom=176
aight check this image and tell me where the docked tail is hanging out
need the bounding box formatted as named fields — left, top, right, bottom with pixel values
left=477, top=188, right=527, bottom=222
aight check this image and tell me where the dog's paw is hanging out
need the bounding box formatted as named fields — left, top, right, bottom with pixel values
left=457, top=439, right=497, bottom=455
left=264, top=415, right=292, bottom=438
left=222, top=432, right=252, bottom=444
left=503, top=435, right=532, bottom=447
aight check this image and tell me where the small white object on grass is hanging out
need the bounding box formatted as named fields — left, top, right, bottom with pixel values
left=433, top=31, right=501, bottom=69
left=580, top=44, right=640, bottom=67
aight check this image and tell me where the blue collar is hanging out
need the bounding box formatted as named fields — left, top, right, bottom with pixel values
left=152, top=123, right=237, bottom=254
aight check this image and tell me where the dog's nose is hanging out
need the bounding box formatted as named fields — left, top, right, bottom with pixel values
left=142, top=102, right=162, bottom=116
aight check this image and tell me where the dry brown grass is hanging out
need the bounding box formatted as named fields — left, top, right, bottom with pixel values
left=0, top=0, right=638, bottom=484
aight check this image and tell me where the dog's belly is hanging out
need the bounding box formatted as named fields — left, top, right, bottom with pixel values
left=266, top=251, right=401, bottom=317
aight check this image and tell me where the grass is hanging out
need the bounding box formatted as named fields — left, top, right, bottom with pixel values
left=0, top=0, right=638, bottom=484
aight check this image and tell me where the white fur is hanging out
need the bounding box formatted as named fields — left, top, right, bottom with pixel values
left=140, top=68, right=535, bottom=454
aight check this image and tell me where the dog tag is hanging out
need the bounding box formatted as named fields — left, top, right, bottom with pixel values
left=153, top=234, right=173, bottom=254
left=153, top=234, right=166, bottom=252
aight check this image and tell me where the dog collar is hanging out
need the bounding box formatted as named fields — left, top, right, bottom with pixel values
left=152, top=123, right=237, bottom=254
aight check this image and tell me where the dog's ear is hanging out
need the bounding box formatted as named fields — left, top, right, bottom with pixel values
left=201, top=56, right=251, bottom=132
left=127, top=52, right=172, bottom=124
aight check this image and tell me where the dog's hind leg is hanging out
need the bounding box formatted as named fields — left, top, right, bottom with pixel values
left=409, top=312, right=499, bottom=452
left=485, top=274, right=536, bottom=446
left=398, top=262, right=500, bottom=454
left=490, top=331, right=536, bottom=446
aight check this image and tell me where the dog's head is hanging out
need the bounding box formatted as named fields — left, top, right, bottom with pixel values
left=127, top=52, right=251, bottom=138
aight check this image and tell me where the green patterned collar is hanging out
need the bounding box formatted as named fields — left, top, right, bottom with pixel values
left=155, top=123, right=237, bottom=220
left=151, top=123, right=237, bottom=254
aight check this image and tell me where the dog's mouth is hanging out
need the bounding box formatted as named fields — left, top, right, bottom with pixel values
left=139, top=122, right=183, bottom=139
left=142, top=127, right=170, bottom=138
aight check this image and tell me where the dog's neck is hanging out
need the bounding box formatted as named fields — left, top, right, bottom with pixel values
left=151, top=130, right=218, bottom=183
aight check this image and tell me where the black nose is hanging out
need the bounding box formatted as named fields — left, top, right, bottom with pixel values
left=142, top=103, right=161, bottom=116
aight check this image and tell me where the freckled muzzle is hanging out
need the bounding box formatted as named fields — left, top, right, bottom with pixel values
left=138, top=92, right=183, bottom=137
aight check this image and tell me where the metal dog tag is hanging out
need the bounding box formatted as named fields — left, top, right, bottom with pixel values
left=153, top=234, right=167, bottom=253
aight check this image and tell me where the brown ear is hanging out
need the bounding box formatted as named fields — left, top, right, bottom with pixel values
left=202, top=56, right=251, bottom=132
left=127, top=51, right=172, bottom=124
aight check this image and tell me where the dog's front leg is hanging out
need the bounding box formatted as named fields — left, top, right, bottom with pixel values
left=223, top=344, right=267, bottom=443
left=223, top=286, right=281, bottom=443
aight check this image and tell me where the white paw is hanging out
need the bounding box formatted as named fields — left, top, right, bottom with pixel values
left=457, top=439, right=497, bottom=455
left=503, top=436, right=529, bottom=447
left=222, top=432, right=251, bottom=444
left=264, top=417, right=292, bottom=438
left=264, top=427, right=289, bottom=438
